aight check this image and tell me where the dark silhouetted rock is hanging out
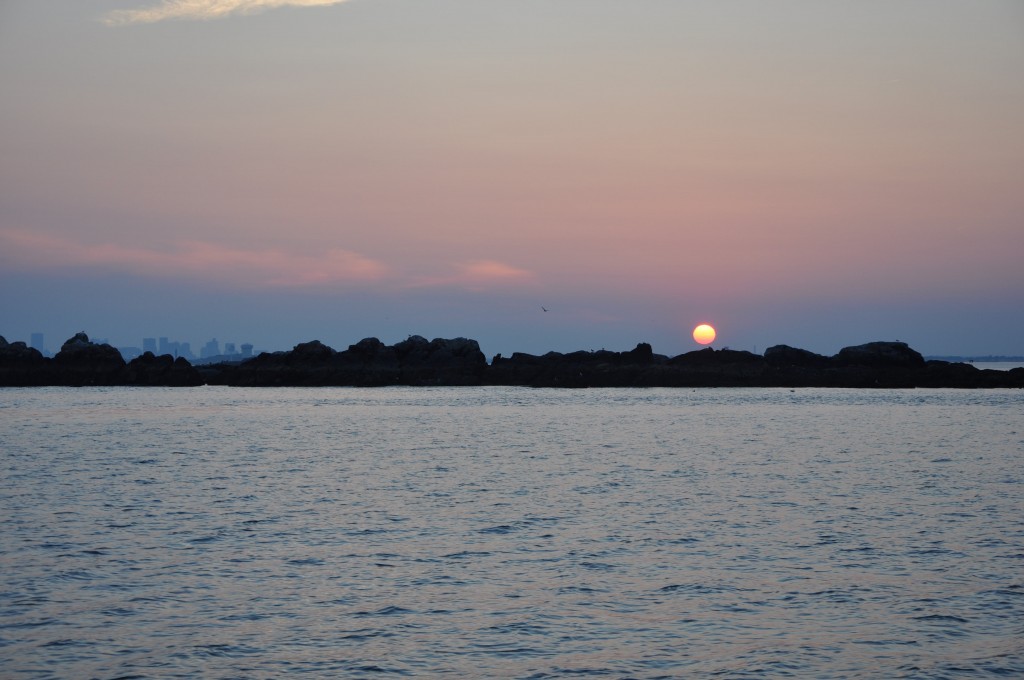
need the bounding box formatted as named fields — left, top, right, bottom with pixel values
left=205, top=336, right=487, bottom=386
left=126, top=352, right=203, bottom=386
left=625, top=342, right=655, bottom=364
left=656, top=348, right=768, bottom=386
left=3, top=331, right=1021, bottom=388
left=291, top=340, right=336, bottom=361
left=52, top=332, right=127, bottom=386
left=1, top=332, right=206, bottom=387
left=394, top=336, right=487, bottom=386
left=488, top=343, right=765, bottom=387
left=0, top=335, right=49, bottom=386
left=836, top=341, right=925, bottom=368
left=764, top=345, right=830, bottom=367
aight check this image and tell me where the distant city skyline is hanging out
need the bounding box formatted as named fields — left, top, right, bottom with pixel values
left=2, top=1, right=1022, bottom=357
left=15, top=331, right=256, bottom=362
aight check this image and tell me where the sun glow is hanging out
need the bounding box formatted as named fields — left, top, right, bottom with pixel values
left=692, top=323, right=716, bottom=345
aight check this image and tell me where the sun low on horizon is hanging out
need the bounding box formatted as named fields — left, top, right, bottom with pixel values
left=693, top=323, right=717, bottom=346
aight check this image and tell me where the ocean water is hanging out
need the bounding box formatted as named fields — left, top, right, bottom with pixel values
left=1, top=386, right=1021, bottom=679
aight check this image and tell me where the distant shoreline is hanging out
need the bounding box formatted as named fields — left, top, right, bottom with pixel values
left=925, top=356, right=1024, bottom=363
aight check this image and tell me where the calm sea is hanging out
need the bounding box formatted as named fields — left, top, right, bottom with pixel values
left=1, top=387, right=1021, bottom=679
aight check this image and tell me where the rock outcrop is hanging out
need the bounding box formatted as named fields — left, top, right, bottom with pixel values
left=52, top=332, right=128, bottom=386
left=0, top=336, right=49, bottom=386
left=487, top=340, right=1022, bottom=388
left=203, top=335, right=487, bottom=387
left=836, top=341, right=925, bottom=368
left=0, top=333, right=202, bottom=386
left=2, top=333, right=1021, bottom=388
left=126, top=352, right=203, bottom=387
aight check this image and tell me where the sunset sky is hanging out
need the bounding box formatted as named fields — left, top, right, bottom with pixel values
left=2, top=0, right=1022, bottom=358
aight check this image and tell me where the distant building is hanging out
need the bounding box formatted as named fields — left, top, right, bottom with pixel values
left=201, top=338, right=221, bottom=359
left=143, top=338, right=157, bottom=354
left=159, top=337, right=170, bottom=355
left=178, top=342, right=194, bottom=360
left=240, top=343, right=254, bottom=358
left=224, top=342, right=236, bottom=355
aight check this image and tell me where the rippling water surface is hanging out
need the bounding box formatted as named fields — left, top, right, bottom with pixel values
left=1, top=387, right=1022, bottom=678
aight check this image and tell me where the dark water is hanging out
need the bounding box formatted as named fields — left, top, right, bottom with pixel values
left=1, top=387, right=1021, bottom=678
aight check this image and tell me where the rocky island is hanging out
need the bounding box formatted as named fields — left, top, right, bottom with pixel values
left=2, top=332, right=1021, bottom=388
left=0, top=333, right=202, bottom=387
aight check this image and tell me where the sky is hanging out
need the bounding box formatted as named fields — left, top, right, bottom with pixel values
left=2, top=0, right=1022, bottom=358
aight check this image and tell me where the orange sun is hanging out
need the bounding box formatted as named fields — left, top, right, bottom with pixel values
left=692, top=323, right=716, bottom=345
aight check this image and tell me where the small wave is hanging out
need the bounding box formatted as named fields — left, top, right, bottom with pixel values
left=354, top=605, right=413, bottom=618
left=0, top=618, right=61, bottom=631
left=480, top=524, right=516, bottom=534
left=853, top=639, right=919, bottom=646
left=546, top=667, right=617, bottom=676
left=557, top=586, right=604, bottom=595
left=350, top=664, right=411, bottom=675
left=191, top=643, right=262, bottom=658
left=100, top=607, right=137, bottom=617
left=337, top=628, right=396, bottom=641
left=912, top=614, right=969, bottom=623
left=659, top=583, right=725, bottom=595
left=187, top=534, right=223, bottom=544
left=286, top=557, right=325, bottom=566
left=485, top=621, right=549, bottom=635
left=55, top=569, right=96, bottom=581
left=39, top=638, right=92, bottom=648
left=442, top=551, right=492, bottom=559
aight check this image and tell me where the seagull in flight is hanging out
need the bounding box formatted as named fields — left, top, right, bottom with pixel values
left=541, top=306, right=549, bottom=312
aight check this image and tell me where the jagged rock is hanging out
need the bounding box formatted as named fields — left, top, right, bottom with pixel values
left=835, top=341, right=925, bottom=367
left=391, top=336, right=486, bottom=385
left=3, top=331, right=1022, bottom=388
left=764, top=345, right=830, bottom=367
left=205, top=336, right=486, bottom=386
left=488, top=343, right=743, bottom=387
left=0, top=336, right=44, bottom=362
left=126, top=352, right=203, bottom=386
left=668, top=347, right=763, bottom=366
left=624, top=342, right=655, bottom=364
left=290, top=340, right=336, bottom=361
left=52, top=332, right=127, bottom=386
left=348, top=337, right=387, bottom=356
left=0, top=336, right=49, bottom=386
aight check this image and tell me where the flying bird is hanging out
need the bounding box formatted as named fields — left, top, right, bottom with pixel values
left=541, top=306, right=548, bottom=312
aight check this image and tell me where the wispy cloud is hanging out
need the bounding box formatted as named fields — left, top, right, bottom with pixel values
left=410, top=259, right=538, bottom=291
left=0, top=229, right=388, bottom=288
left=459, top=260, right=536, bottom=285
left=103, top=0, right=352, bottom=26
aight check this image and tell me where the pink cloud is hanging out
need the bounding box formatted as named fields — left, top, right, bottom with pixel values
left=0, top=228, right=388, bottom=288
left=459, top=260, right=536, bottom=284
left=407, top=259, right=538, bottom=291
left=103, top=0, right=351, bottom=26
